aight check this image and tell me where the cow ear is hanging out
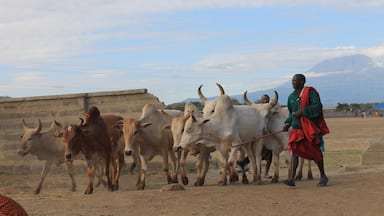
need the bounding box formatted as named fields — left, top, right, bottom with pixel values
left=82, top=129, right=91, bottom=135
left=201, top=119, right=210, bottom=125
left=113, top=124, right=123, bottom=131
left=140, top=122, right=152, bottom=128
left=162, top=124, right=171, bottom=130
left=57, top=132, right=64, bottom=138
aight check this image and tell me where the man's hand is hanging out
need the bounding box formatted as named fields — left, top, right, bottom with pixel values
left=293, top=111, right=302, bottom=118
left=282, top=124, right=290, bottom=131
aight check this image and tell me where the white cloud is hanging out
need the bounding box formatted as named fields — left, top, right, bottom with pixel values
left=14, top=72, right=44, bottom=81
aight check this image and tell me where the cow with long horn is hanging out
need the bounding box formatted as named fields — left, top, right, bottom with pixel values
left=177, top=84, right=279, bottom=185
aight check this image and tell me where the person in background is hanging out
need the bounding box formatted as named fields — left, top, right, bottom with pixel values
left=282, top=73, right=329, bottom=187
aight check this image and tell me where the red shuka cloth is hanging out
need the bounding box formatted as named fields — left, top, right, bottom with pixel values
left=288, top=87, right=329, bottom=162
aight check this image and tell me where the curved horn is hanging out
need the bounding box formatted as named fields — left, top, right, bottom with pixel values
left=198, top=85, right=207, bottom=105
left=183, top=112, right=192, bottom=122
left=54, top=120, right=62, bottom=128
left=243, top=91, right=252, bottom=105
left=78, top=117, right=84, bottom=126
left=269, top=90, right=279, bottom=107
left=34, top=119, right=42, bottom=134
left=216, top=83, right=225, bottom=95
left=22, top=119, right=29, bottom=130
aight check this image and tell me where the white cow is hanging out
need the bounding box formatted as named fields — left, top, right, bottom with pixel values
left=164, top=102, right=215, bottom=186
left=243, top=91, right=289, bottom=183
left=119, top=104, right=182, bottom=190
left=178, top=85, right=277, bottom=185
left=244, top=92, right=313, bottom=182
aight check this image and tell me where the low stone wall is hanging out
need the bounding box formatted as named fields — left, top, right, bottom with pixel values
left=0, top=89, right=164, bottom=173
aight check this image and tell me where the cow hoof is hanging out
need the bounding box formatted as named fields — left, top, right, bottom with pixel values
left=229, top=174, right=239, bottom=184
left=84, top=189, right=93, bottom=195
left=136, top=185, right=145, bottom=190
left=110, top=184, right=118, bottom=191
left=271, top=178, right=278, bottom=183
left=217, top=181, right=226, bottom=186
left=242, top=177, right=249, bottom=184
left=33, top=190, right=40, bottom=195
left=194, top=181, right=203, bottom=186
left=295, top=174, right=303, bottom=181
left=70, top=186, right=76, bottom=192
left=181, top=176, right=189, bottom=185
left=308, top=174, right=314, bottom=180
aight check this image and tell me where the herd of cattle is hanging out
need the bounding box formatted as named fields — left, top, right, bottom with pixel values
left=17, top=84, right=312, bottom=195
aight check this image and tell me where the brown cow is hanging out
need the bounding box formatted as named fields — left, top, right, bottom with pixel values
left=90, top=114, right=126, bottom=191
left=59, top=106, right=113, bottom=194
left=18, top=119, right=109, bottom=194
left=118, top=104, right=182, bottom=190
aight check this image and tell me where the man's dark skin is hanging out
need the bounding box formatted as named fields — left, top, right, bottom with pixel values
left=283, top=74, right=328, bottom=187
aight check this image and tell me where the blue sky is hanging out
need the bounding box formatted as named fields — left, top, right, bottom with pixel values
left=1, top=0, right=384, bottom=104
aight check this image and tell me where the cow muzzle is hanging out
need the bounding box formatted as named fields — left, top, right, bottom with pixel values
left=173, top=146, right=181, bottom=153
left=124, top=150, right=133, bottom=156
left=65, top=153, right=72, bottom=161
left=17, top=149, right=27, bottom=156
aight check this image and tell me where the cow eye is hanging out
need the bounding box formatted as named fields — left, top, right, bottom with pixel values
left=134, top=130, right=138, bottom=135
left=181, top=129, right=184, bottom=133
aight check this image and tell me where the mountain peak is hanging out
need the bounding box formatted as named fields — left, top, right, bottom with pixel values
left=308, top=54, right=374, bottom=73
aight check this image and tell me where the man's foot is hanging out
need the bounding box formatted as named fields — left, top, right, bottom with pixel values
left=283, top=179, right=296, bottom=187
left=317, top=176, right=328, bottom=187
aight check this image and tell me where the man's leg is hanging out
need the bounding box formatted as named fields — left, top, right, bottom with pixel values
left=284, top=154, right=298, bottom=186
left=315, top=159, right=328, bottom=187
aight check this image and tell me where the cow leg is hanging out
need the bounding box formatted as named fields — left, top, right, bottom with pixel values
left=115, top=152, right=125, bottom=190
left=194, top=149, right=205, bottom=186
left=200, top=150, right=211, bottom=186
left=104, top=154, right=113, bottom=192
left=228, top=146, right=239, bottom=184
left=84, top=163, right=95, bottom=195
left=65, top=160, right=77, bottom=192
left=271, top=151, right=279, bottom=183
left=34, top=161, right=52, bottom=194
left=240, top=145, right=255, bottom=184
left=162, top=151, right=173, bottom=184
left=295, top=157, right=305, bottom=180
left=137, top=156, right=146, bottom=190
left=264, top=151, right=273, bottom=179
left=109, top=158, right=117, bottom=191
left=94, top=161, right=107, bottom=188
left=180, top=149, right=189, bottom=185
left=168, top=148, right=178, bottom=183
left=217, top=148, right=228, bottom=186
left=254, top=140, right=264, bottom=184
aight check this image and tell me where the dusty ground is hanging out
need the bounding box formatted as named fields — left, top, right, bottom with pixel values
left=2, top=117, right=384, bottom=216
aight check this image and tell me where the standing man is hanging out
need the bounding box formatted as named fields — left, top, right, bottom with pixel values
left=282, top=74, right=329, bottom=187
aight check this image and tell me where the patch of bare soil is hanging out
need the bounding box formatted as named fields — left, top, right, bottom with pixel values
left=2, top=117, right=384, bottom=216
left=0, top=165, right=383, bottom=216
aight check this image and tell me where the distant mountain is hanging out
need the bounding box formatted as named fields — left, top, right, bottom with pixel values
left=182, top=54, right=384, bottom=107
